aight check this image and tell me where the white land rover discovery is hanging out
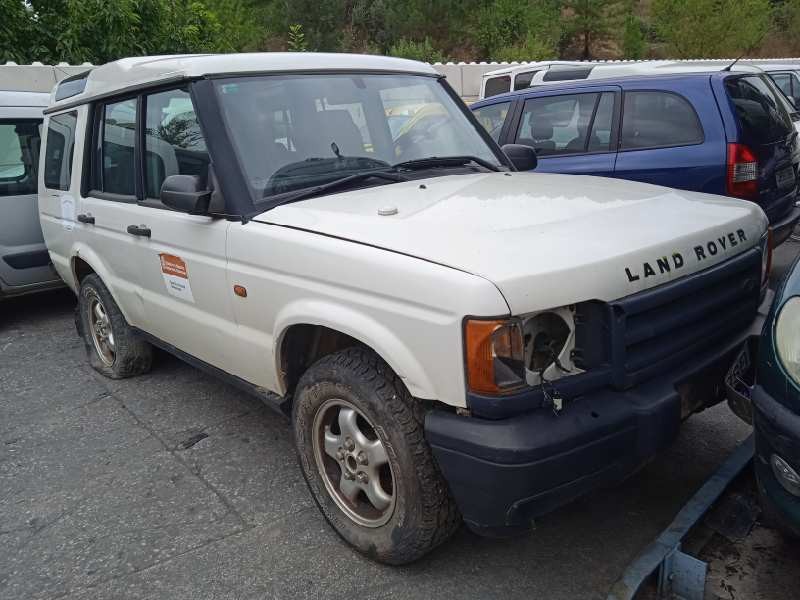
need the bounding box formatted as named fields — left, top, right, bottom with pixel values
left=39, top=53, right=771, bottom=564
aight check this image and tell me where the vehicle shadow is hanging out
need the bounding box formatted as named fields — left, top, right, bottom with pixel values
left=0, top=288, right=76, bottom=332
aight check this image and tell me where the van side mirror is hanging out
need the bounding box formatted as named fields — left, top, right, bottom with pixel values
left=160, top=175, right=212, bottom=214
left=501, top=143, right=538, bottom=171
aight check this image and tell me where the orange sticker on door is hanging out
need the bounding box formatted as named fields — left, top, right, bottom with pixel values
left=159, top=253, right=195, bottom=303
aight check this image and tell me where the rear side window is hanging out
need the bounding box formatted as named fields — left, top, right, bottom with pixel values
left=144, top=88, right=209, bottom=199
left=95, top=98, right=137, bottom=196
left=484, top=76, right=511, bottom=99
left=513, top=71, right=539, bottom=91
left=771, top=73, right=794, bottom=98
left=0, top=120, right=40, bottom=197
left=515, top=93, right=600, bottom=156
left=44, top=112, right=77, bottom=190
left=620, top=91, right=703, bottom=150
left=724, top=75, right=793, bottom=145
left=472, top=102, right=511, bottom=142
left=542, top=67, right=594, bottom=82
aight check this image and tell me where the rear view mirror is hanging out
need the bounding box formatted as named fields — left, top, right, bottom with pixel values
left=161, top=175, right=211, bottom=214
left=501, top=144, right=538, bottom=171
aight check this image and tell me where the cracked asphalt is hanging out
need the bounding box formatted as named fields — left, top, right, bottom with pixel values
left=1, top=243, right=797, bottom=600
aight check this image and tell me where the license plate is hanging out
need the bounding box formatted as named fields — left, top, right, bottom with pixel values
left=726, top=343, right=752, bottom=393
left=776, top=166, right=796, bottom=191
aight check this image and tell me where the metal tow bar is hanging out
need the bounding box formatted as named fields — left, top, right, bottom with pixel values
left=607, top=434, right=754, bottom=600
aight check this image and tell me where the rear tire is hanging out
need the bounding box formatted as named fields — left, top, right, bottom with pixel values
left=78, top=274, right=152, bottom=379
left=292, top=347, right=460, bottom=564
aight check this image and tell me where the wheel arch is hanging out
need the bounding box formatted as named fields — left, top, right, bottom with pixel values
left=274, top=301, right=437, bottom=402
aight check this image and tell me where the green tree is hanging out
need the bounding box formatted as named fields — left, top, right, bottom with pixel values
left=621, top=13, right=646, bottom=59
left=651, top=0, right=773, bottom=58
left=563, top=0, right=627, bottom=60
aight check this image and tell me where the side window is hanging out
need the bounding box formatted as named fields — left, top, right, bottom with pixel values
left=472, top=102, right=511, bottom=142
left=620, top=91, right=703, bottom=150
left=0, top=120, right=40, bottom=197
left=588, top=92, right=615, bottom=152
left=484, top=76, right=511, bottom=99
left=97, top=98, right=137, bottom=196
left=44, top=112, right=77, bottom=190
left=515, top=93, right=599, bottom=156
left=513, top=71, right=539, bottom=91
left=144, top=88, right=209, bottom=199
left=771, top=73, right=793, bottom=98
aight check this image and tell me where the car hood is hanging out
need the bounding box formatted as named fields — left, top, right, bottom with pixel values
left=253, top=172, right=768, bottom=314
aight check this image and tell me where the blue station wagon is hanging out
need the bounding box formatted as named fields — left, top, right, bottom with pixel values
left=472, top=71, right=800, bottom=245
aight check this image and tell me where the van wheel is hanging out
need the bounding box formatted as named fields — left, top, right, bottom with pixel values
left=78, top=274, right=152, bottom=379
left=292, top=347, right=460, bottom=565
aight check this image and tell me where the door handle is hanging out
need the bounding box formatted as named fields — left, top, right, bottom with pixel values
left=126, top=224, right=151, bottom=238
left=76, top=214, right=95, bottom=225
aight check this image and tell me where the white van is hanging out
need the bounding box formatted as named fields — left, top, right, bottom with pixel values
left=0, top=90, right=63, bottom=299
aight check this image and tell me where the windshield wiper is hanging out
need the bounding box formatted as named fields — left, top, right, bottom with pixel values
left=391, top=155, right=501, bottom=172
left=269, top=170, right=408, bottom=208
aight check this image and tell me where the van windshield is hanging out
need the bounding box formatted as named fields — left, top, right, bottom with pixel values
left=213, top=74, right=501, bottom=203
left=724, top=75, right=794, bottom=145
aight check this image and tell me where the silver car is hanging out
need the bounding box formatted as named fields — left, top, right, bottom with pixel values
left=0, top=90, right=63, bottom=299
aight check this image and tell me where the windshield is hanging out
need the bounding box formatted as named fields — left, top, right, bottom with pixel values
left=213, top=74, right=502, bottom=203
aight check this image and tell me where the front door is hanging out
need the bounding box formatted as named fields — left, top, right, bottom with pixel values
left=508, top=89, right=618, bottom=176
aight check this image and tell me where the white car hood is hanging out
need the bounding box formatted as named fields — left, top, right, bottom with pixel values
left=254, top=172, right=767, bottom=314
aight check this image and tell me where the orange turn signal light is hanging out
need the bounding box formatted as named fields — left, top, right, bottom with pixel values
left=464, top=318, right=525, bottom=395
left=233, top=285, right=248, bottom=298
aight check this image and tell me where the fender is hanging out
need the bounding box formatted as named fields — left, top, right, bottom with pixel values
left=69, top=243, right=146, bottom=327
left=273, top=298, right=438, bottom=401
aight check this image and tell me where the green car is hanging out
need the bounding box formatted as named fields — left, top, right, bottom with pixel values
left=733, top=252, right=800, bottom=536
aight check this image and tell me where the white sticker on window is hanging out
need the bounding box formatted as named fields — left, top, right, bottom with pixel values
left=159, top=253, right=195, bottom=303
left=60, top=194, right=75, bottom=230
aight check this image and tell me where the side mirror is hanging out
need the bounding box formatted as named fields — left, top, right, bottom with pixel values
left=501, top=143, right=538, bottom=171
left=160, top=174, right=211, bottom=214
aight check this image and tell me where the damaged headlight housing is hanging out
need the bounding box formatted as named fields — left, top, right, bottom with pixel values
left=464, top=307, right=580, bottom=395
left=775, top=296, right=800, bottom=387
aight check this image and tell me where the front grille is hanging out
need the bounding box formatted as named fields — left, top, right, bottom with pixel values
left=574, top=247, right=762, bottom=389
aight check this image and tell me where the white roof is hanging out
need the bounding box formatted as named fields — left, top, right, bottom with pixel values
left=48, top=53, right=437, bottom=109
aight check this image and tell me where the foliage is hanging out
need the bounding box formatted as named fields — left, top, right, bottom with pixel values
left=621, top=13, right=646, bottom=59
left=472, top=0, right=562, bottom=61
left=563, top=0, right=627, bottom=59
left=287, top=24, right=308, bottom=52
left=651, top=0, right=773, bottom=58
left=388, top=38, right=446, bottom=63
left=0, top=0, right=797, bottom=65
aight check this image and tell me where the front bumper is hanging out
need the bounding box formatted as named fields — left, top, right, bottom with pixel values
left=752, top=384, right=800, bottom=536
left=425, top=292, right=772, bottom=537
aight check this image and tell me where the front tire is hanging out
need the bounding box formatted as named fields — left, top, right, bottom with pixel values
left=78, top=274, right=152, bottom=379
left=292, top=347, right=460, bottom=564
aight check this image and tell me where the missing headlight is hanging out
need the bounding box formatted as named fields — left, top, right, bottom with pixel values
left=523, top=307, right=582, bottom=386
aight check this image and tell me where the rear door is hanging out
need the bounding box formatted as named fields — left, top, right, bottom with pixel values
left=613, top=81, right=724, bottom=193
left=719, top=73, right=799, bottom=225
left=506, top=86, right=619, bottom=175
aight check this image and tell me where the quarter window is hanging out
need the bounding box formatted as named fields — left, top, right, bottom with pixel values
left=484, top=76, right=511, bottom=99
left=473, top=102, right=511, bottom=142
left=98, top=98, right=137, bottom=196
left=0, top=120, right=39, bottom=197
left=144, top=89, right=209, bottom=199
left=44, top=112, right=77, bottom=190
left=515, top=93, right=600, bottom=156
left=620, top=91, right=703, bottom=150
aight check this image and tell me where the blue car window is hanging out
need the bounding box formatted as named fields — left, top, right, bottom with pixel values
left=515, top=93, right=599, bottom=156
left=472, top=102, right=511, bottom=142
left=620, top=91, right=703, bottom=150
left=588, top=92, right=614, bottom=152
